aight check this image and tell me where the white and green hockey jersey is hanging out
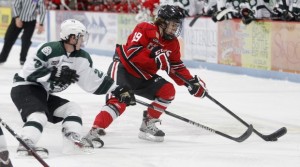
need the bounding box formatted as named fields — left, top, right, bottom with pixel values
left=13, top=41, right=117, bottom=94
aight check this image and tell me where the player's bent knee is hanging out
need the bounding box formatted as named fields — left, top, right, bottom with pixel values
left=156, top=83, right=175, bottom=101
left=107, top=98, right=127, bottom=115
left=26, top=112, right=48, bottom=127
left=53, top=102, right=82, bottom=118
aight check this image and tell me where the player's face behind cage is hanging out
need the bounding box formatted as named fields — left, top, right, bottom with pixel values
left=164, top=20, right=182, bottom=39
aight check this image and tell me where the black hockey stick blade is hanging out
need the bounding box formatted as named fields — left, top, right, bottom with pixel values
left=206, top=93, right=288, bottom=141
left=91, top=137, right=105, bottom=148
left=234, top=124, right=253, bottom=142
left=259, top=127, right=287, bottom=141
left=215, top=124, right=253, bottom=142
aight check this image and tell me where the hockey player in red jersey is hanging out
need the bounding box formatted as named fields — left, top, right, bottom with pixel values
left=85, top=4, right=207, bottom=144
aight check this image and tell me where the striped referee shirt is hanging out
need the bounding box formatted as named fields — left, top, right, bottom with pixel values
left=12, top=0, right=46, bottom=25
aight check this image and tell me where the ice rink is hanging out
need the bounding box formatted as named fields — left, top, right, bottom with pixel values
left=0, top=43, right=299, bottom=167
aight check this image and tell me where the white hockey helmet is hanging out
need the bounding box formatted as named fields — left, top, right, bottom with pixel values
left=60, top=19, right=88, bottom=42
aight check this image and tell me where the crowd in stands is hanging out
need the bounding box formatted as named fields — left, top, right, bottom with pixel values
left=43, top=0, right=300, bottom=24
left=45, top=0, right=157, bottom=13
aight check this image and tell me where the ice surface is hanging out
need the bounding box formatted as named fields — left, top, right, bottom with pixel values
left=0, top=44, right=299, bottom=167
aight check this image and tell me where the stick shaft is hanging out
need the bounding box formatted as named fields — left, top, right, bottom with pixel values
left=0, top=118, right=50, bottom=167
left=136, top=99, right=252, bottom=142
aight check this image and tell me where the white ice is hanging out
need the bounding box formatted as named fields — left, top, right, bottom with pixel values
left=0, top=43, right=299, bottom=167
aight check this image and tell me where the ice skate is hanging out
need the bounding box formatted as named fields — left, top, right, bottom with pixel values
left=62, top=128, right=94, bottom=154
left=138, top=111, right=165, bottom=142
left=84, top=128, right=105, bottom=148
left=16, top=139, right=49, bottom=159
left=0, top=150, right=13, bottom=167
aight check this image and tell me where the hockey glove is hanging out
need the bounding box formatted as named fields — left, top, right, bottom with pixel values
left=281, top=10, right=294, bottom=21
left=112, top=86, right=136, bottom=106
left=150, top=46, right=171, bottom=74
left=186, top=75, right=207, bottom=98
left=49, top=66, right=79, bottom=85
left=241, top=8, right=255, bottom=25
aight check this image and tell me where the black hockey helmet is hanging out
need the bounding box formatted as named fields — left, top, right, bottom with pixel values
left=157, top=5, right=185, bottom=22
left=155, top=5, right=185, bottom=40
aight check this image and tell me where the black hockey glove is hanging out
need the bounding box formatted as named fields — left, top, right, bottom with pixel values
left=112, top=86, right=136, bottom=106
left=281, top=10, right=294, bottom=21
left=49, top=66, right=79, bottom=85
left=241, top=8, right=255, bottom=25
left=272, top=7, right=283, bottom=17
left=150, top=46, right=171, bottom=74
left=186, top=75, right=207, bottom=98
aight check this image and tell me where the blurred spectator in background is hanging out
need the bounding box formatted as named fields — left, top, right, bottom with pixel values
left=272, top=0, right=300, bottom=21
left=289, top=0, right=300, bottom=21
left=160, top=0, right=202, bottom=16
left=135, top=0, right=160, bottom=22
left=51, top=0, right=62, bottom=9
left=30, top=0, right=300, bottom=24
left=114, top=0, right=139, bottom=13
left=141, top=0, right=160, bottom=15
left=87, top=0, right=105, bottom=11
left=210, top=0, right=300, bottom=24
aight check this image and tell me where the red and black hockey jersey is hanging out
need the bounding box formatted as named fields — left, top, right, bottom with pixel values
left=116, top=21, right=193, bottom=86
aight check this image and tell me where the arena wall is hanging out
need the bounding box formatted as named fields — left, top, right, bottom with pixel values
left=0, top=9, right=299, bottom=82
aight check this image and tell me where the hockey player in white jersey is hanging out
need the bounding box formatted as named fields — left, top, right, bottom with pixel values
left=10, top=19, right=136, bottom=158
left=0, top=127, right=13, bottom=167
left=273, top=0, right=300, bottom=21
left=290, top=0, right=300, bottom=20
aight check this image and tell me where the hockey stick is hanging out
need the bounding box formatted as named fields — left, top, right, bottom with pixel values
left=216, top=8, right=238, bottom=21
left=171, top=70, right=287, bottom=141
left=189, top=14, right=202, bottom=27
left=136, top=99, right=253, bottom=142
left=0, top=118, right=50, bottom=167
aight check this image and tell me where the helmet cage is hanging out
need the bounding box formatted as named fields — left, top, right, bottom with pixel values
left=163, top=19, right=183, bottom=40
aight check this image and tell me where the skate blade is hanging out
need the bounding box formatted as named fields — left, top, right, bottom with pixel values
left=138, top=131, right=164, bottom=142
left=91, top=138, right=104, bottom=148
left=16, top=150, right=49, bottom=159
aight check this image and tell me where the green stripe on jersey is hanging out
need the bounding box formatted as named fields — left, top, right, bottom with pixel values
left=27, top=67, right=51, bottom=82
left=94, top=76, right=114, bottom=95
